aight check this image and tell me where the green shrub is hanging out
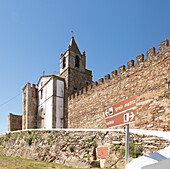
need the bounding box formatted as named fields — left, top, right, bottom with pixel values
left=120, top=148, right=125, bottom=157
left=87, top=154, right=91, bottom=160
left=0, top=137, right=4, bottom=145
left=120, top=143, right=143, bottom=158
left=88, top=143, right=90, bottom=147
left=135, top=146, right=143, bottom=156
left=87, top=138, right=93, bottom=142
left=42, top=141, right=47, bottom=145
left=38, top=136, right=42, bottom=140
left=55, top=140, right=60, bottom=146
left=4, top=137, right=9, bottom=142
left=47, top=138, right=51, bottom=145
left=28, top=131, right=31, bottom=135
left=16, top=139, right=20, bottom=145
left=24, top=136, right=27, bottom=141
left=115, top=145, right=119, bottom=154
left=129, top=143, right=135, bottom=157
left=11, top=133, right=18, bottom=140
left=69, top=146, right=74, bottom=152
left=25, top=136, right=33, bottom=146
left=129, top=143, right=143, bottom=158
left=65, top=133, right=69, bottom=136
left=48, top=135, right=53, bottom=139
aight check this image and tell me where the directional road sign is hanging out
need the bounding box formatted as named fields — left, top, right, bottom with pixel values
left=106, top=109, right=135, bottom=128
left=104, top=96, right=136, bottom=128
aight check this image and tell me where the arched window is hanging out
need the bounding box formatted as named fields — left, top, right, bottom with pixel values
left=63, top=57, right=66, bottom=69
left=75, top=55, right=79, bottom=68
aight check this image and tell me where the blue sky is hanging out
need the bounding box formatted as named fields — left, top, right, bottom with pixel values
left=0, top=0, right=170, bottom=134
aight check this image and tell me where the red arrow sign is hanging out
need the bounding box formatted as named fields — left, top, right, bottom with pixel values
left=106, top=109, right=136, bottom=128
left=104, top=96, right=136, bottom=119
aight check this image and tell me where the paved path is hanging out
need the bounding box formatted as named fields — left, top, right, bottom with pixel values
left=126, top=130, right=170, bottom=169
left=142, top=158, right=170, bottom=169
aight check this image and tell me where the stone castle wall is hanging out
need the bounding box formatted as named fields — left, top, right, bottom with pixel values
left=68, top=40, right=170, bottom=131
left=8, top=113, right=22, bottom=131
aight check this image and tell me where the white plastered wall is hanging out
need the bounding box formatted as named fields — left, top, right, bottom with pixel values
left=38, top=77, right=53, bottom=129
left=56, top=80, right=64, bottom=128
left=38, top=76, right=64, bottom=129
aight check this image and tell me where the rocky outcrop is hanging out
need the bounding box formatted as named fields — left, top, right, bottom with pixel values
left=1, top=130, right=170, bottom=168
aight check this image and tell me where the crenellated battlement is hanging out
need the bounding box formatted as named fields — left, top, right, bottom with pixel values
left=22, top=82, right=37, bottom=91
left=69, top=39, right=170, bottom=101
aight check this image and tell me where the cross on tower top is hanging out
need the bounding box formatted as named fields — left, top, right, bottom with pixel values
left=71, top=30, right=74, bottom=36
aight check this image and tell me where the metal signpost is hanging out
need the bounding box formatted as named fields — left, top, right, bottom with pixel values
left=104, top=96, right=136, bottom=167
left=125, top=123, right=129, bottom=166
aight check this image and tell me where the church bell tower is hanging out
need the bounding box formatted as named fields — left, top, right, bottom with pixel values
left=60, top=36, right=92, bottom=96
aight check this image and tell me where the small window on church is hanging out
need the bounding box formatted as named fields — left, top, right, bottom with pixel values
left=41, top=89, right=43, bottom=99
left=86, top=82, right=89, bottom=85
left=63, top=57, right=66, bottom=69
left=75, top=55, right=79, bottom=68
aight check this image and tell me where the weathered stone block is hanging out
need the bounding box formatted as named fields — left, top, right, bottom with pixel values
left=118, top=65, right=125, bottom=74
left=98, top=78, right=104, bottom=85
left=104, top=74, right=110, bottom=81
left=136, top=54, right=144, bottom=64
left=111, top=70, right=117, bottom=78
left=87, top=84, right=92, bottom=90
left=92, top=81, right=98, bottom=87
left=78, top=89, right=83, bottom=95
left=147, top=47, right=155, bottom=59
left=71, top=94, right=75, bottom=99
left=127, top=60, right=134, bottom=69
left=159, top=39, right=169, bottom=52
left=83, top=87, right=87, bottom=93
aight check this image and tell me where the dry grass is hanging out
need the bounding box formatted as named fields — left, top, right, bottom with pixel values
left=0, top=147, right=75, bottom=169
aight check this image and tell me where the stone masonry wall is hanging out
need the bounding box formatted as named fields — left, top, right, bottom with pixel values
left=8, top=113, right=22, bottom=131
left=2, top=130, right=170, bottom=168
left=68, top=40, right=170, bottom=131
left=22, top=83, right=38, bottom=130
left=68, top=68, right=92, bottom=95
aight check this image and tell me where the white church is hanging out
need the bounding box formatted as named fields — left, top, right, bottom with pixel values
left=8, top=36, right=92, bottom=131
